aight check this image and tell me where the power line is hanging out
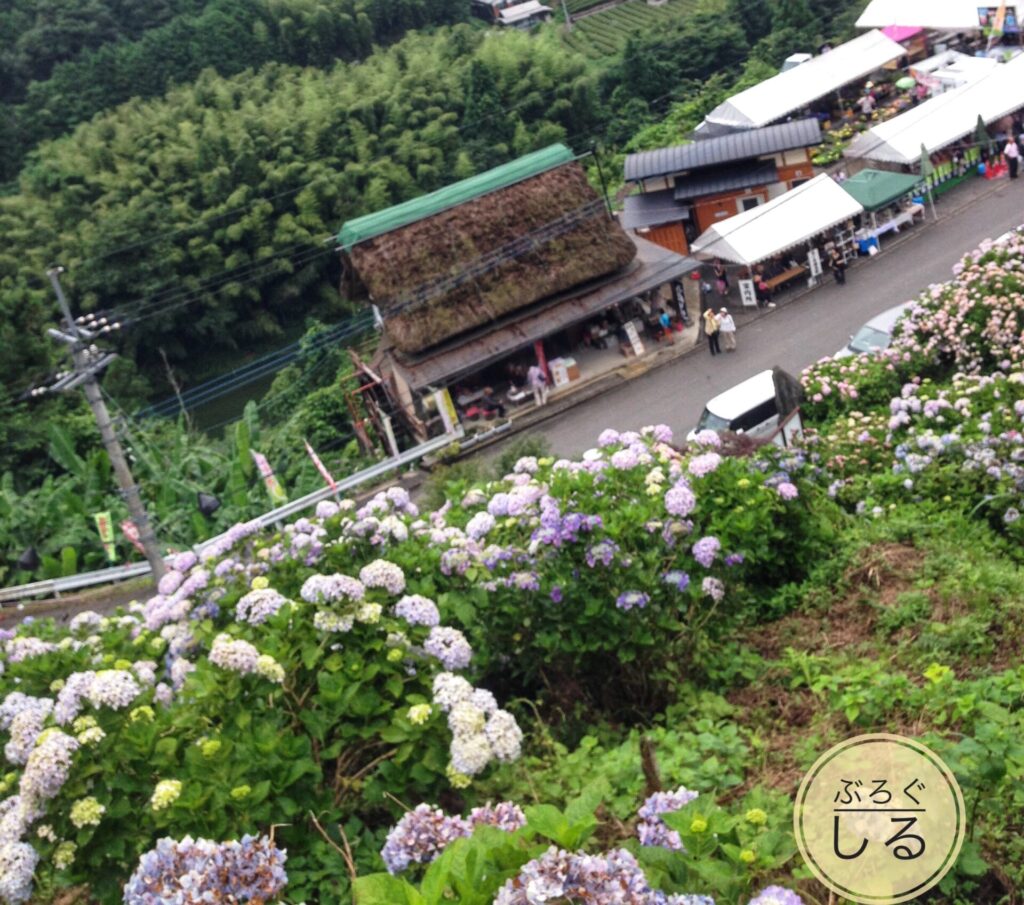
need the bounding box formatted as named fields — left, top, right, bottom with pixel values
left=136, top=312, right=374, bottom=419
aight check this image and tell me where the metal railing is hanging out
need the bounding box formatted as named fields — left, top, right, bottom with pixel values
left=0, top=429, right=462, bottom=606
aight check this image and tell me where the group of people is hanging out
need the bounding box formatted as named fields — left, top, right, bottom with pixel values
left=701, top=306, right=736, bottom=356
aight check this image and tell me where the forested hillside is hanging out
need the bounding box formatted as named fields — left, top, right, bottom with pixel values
left=0, top=0, right=867, bottom=582
left=0, top=0, right=471, bottom=181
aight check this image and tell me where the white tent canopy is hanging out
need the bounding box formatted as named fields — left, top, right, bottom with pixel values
left=844, top=55, right=1024, bottom=165
left=856, top=0, right=990, bottom=30
left=703, top=30, right=905, bottom=130
left=690, top=174, right=864, bottom=266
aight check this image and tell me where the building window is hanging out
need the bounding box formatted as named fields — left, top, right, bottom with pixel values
left=739, top=196, right=762, bottom=212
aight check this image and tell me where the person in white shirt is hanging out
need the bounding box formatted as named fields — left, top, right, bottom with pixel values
left=1005, top=136, right=1021, bottom=180
left=718, top=308, right=737, bottom=352
left=526, top=363, right=549, bottom=406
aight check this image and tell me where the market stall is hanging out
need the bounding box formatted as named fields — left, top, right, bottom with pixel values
left=690, top=175, right=864, bottom=303
left=843, top=54, right=1024, bottom=166
left=840, top=169, right=927, bottom=251
left=700, top=30, right=906, bottom=132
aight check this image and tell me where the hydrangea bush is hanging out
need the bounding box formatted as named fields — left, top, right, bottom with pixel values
left=356, top=784, right=799, bottom=905
left=400, top=428, right=826, bottom=702
left=0, top=494, right=523, bottom=902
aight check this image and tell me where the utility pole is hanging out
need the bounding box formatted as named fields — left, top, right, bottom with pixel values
left=560, top=0, right=572, bottom=30
left=44, top=267, right=166, bottom=580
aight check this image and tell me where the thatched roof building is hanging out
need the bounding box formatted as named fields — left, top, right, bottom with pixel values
left=338, top=145, right=637, bottom=355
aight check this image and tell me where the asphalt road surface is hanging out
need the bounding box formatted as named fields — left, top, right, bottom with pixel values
left=518, top=180, right=1024, bottom=457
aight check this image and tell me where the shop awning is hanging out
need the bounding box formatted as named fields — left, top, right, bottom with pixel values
left=856, top=0, right=989, bottom=30
left=844, top=55, right=1024, bottom=165
left=841, top=169, right=923, bottom=211
left=881, top=25, right=924, bottom=42
left=673, top=160, right=779, bottom=200
left=621, top=191, right=690, bottom=229
left=690, top=174, right=864, bottom=266
left=383, top=237, right=699, bottom=390
left=702, top=30, right=905, bottom=131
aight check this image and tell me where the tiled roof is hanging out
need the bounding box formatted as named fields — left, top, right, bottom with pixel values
left=672, top=160, right=779, bottom=199
left=621, top=190, right=691, bottom=229
left=624, top=119, right=821, bottom=183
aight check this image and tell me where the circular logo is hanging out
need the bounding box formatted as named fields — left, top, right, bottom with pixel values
left=794, top=733, right=965, bottom=904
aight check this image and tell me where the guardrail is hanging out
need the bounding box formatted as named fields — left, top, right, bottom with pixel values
left=0, top=429, right=462, bottom=606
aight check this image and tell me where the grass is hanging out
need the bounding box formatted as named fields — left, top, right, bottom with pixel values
left=562, top=0, right=699, bottom=58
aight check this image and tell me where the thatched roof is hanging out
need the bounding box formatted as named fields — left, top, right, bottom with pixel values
left=344, top=160, right=637, bottom=355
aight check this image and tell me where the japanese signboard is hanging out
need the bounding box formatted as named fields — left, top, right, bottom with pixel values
left=93, top=511, right=117, bottom=562
left=738, top=278, right=758, bottom=308
left=250, top=450, right=288, bottom=505
left=794, top=733, right=966, bottom=903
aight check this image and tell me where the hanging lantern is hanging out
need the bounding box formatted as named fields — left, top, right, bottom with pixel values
left=197, top=492, right=221, bottom=517
left=18, top=546, right=40, bottom=571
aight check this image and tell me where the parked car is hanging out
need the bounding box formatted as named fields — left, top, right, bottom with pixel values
left=834, top=302, right=912, bottom=358
left=687, top=369, right=780, bottom=441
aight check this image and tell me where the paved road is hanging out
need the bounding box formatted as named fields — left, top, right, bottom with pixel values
left=517, top=180, right=1024, bottom=457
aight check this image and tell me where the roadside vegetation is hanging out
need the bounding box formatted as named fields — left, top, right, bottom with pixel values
left=2, top=232, right=1024, bottom=904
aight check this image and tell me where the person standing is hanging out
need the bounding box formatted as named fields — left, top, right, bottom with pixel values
left=1005, top=135, right=1021, bottom=180
left=703, top=307, right=721, bottom=356
left=712, top=260, right=729, bottom=297
left=526, top=363, right=549, bottom=407
left=828, top=247, right=847, bottom=285
left=718, top=307, right=736, bottom=352
left=658, top=308, right=675, bottom=344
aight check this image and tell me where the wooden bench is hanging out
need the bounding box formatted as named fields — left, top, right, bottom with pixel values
left=762, top=264, right=808, bottom=291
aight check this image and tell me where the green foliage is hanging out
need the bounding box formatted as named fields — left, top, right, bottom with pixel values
left=481, top=717, right=749, bottom=818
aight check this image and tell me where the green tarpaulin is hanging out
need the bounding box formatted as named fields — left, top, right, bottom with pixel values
left=841, top=168, right=923, bottom=211
left=337, top=144, right=576, bottom=249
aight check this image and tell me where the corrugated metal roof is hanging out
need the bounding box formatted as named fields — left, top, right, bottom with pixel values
left=624, top=119, right=821, bottom=182
left=620, top=190, right=690, bottom=229
left=673, top=160, right=779, bottom=199
left=385, top=237, right=699, bottom=389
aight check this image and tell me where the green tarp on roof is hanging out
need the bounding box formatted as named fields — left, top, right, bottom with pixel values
left=337, top=144, right=576, bottom=249
left=841, top=168, right=923, bottom=212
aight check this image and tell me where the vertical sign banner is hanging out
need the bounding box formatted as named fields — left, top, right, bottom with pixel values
left=94, top=511, right=117, bottom=562
left=738, top=279, right=758, bottom=308
left=120, top=519, right=147, bottom=556
left=808, top=248, right=824, bottom=280
left=250, top=450, right=288, bottom=504
left=624, top=320, right=645, bottom=357
left=433, top=388, right=460, bottom=434
left=304, top=439, right=338, bottom=492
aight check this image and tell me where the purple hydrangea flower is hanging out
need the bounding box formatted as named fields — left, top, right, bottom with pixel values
left=424, top=627, right=473, bottom=671
left=616, top=591, right=650, bottom=611
left=662, top=570, right=690, bottom=591
left=748, top=886, right=804, bottom=905
left=637, top=786, right=700, bottom=850
left=688, top=453, right=722, bottom=478
left=380, top=805, right=471, bottom=874
left=702, top=577, right=725, bottom=603
left=235, top=588, right=288, bottom=626
left=776, top=482, right=799, bottom=501
left=586, top=539, right=620, bottom=568
left=691, top=536, right=721, bottom=568
left=469, top=802, right=527, bottom=832
left=664, top=483, right=697, bottom=518
left=123, top=835, right=287, bottom=904
left=394, top=595, right=441, bottom=627
left=550, top=586, right=563, bottom=604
